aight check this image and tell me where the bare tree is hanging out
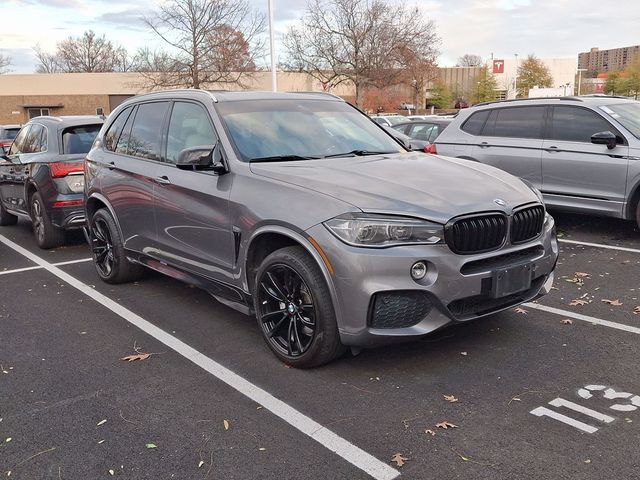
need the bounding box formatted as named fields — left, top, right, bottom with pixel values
left=143, top=0, right=264, bottom=89
left=33, top=44, right=62, bottom=73
left=456, top=54, right=483, bottom=67
left=284, top=0, right=440, bottom=107
left=34, top=31, right=128, bottom=73
left=0, top=53, right=11, bottom=74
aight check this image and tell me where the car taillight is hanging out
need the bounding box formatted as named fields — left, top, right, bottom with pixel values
left=424, top=143, right=437, bottom=154
left=50, top=162, right=84, bottom=178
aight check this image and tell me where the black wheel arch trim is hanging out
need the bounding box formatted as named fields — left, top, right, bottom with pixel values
left=85, top=192, right=125, bottom=240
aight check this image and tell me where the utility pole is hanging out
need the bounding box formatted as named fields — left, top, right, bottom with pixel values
left=268, top=0, right=277, bottom=92
left=577, top=68, right=587, bottom=96
left=514, top=53, right=519, bottom=98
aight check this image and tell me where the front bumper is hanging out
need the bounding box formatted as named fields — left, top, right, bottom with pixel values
left=306, top=215, right=558, bottom=347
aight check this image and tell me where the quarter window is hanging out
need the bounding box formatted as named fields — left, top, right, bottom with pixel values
left=103, top=106, right=132, bottom=152
left=166, top=102, right=217, bottom=164
left=484, top=106, right=545, bottom=139
left=461, top=110, right=490, bottom=135
left=127, top=102, right=170, bottom=161
left=549, top=106, right=617, bottom=143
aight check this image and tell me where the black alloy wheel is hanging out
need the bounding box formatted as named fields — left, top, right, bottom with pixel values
left=257, top=264, right=316, bottom=358
left=30, top=191, right=64, bottom=249
left=253, top=246, right=345, bottom=368
left=90, top=208, right=144, bottom=284
left=92, top=215, right=115, bottom=278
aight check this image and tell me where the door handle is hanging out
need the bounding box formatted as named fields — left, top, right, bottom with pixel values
left=545, top=146, right=560, bottom=153
left=479, top=142, right=490, bottom=148
left=154, top=175, right=172, bottom=185
left=107, top=161, right=116, bottom=170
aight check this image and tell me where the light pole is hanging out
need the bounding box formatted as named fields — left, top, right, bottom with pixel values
left=577, top=68, right=587, bottom=96
left=514, top=53, right=519, bottom=98
left=268, top=0, right=277, bottom=92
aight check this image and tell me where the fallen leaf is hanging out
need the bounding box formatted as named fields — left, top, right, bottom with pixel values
left=633, top=306, right=640, bottom=315
left=436, top=421, right=458, bottom=429
left=108, top=470, right=114, bottom=476
left=223, top=420, right=230, bottom=430
left=120, top=353, right=151, bottom=362
left=390, top=453, right=408, bottom=467
left=425, top=429, right=436, bottom=436
left=569, top=299, right=589, bottom=306
left=575, top=272, right=590, bottom=278
left=96, top=419, right=107, bottom=426
left=584, top=459, right=591, bottom=464
left=602, top=299, right=623, bottom=306
left=145, top=443, right=157, bottom=449
left=460, top=351, right=468, bottom=356
left=443, top=394, right=459, bottom=403
left=5, top=437, right=12, bottom=443
left=198, top=460, right=205, bottom=468
left=514, top=307, right=527, bottom=314
left=560, top=319, right=573, bottom=325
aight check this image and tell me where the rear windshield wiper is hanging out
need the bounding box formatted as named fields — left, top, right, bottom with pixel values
left=322, top=150, right=396, bottom=158
left=250, top=154, right=321, bottom=163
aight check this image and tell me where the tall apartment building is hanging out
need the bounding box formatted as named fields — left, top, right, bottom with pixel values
left=578, top=46, right=640, bottom=73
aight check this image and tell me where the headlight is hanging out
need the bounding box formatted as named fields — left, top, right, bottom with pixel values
left=323, top=214, right=444, bottom=247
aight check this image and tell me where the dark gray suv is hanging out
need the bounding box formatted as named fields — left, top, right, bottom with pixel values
left=435, top=96, right=640, bottom=229
left=85, top=90, right=558, bottom=367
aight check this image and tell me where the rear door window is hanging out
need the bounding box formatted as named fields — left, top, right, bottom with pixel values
left=127, top=102, right=171, bottom=161
left=22, top=124, right=47, bottom=153
left=7, top=125, right=32, bottom=156
left=461, top=110, right=490, bottom=135
left=549, top=106, right=619, bottom=143
left=485, top=106, right=545, bottom=139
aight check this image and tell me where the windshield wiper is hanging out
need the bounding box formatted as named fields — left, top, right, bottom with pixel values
left=322, top=150, right=396, bottom=158
left=250, top=154, right=321, bottom=163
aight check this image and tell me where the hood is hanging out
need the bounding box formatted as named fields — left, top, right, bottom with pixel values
left=249, top=153, right=540, bottom=224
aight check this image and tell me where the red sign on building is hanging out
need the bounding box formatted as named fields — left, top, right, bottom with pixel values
left=493, top=60, right=505, bottom=74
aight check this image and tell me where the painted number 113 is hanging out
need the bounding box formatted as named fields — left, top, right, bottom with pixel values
left=530, top=385, right=640, bottom=433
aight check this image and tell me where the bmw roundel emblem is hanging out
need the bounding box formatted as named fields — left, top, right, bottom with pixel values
left=494, top=198, right=507, bottom=207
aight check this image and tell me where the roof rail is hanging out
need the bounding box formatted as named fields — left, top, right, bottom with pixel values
left=474, top=96, right=584, bottom=107
left=287, top=91, right=344, bottom=101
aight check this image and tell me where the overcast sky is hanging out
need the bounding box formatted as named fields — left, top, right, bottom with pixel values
left=1, top=0, right=639, bottom=74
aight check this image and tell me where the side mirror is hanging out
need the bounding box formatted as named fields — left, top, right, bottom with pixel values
left=591, top=131, right=618, bottom=150
left=176, top=143, right=228, bottom=174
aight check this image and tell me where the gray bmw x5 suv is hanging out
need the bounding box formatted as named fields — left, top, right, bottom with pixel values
left=85, top=90, right=558, bottom=367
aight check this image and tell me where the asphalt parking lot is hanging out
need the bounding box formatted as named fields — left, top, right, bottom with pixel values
left=1, top=211, right=639, bottom=479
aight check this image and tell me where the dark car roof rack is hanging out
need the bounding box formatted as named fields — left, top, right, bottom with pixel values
left=474, top=97, right=584, bottom=107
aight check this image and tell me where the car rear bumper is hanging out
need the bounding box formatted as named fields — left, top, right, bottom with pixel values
left=305, top=215, right=558, bottom=347
left=49, top=194, right=85, bottom=229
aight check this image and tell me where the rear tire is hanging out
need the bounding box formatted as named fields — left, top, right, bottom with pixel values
left=0, top=201, right=18, bottom=226
left=90, top=208, right=144, bottom=284
left=30, top=191, right=64, bottom=249
left=253, top=246, right=346, bottom=368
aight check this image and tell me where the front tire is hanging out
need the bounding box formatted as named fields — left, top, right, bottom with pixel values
left=254, top=246, right=345, bottom=368
left=90, top=208, right=144, bottom=284
left=30, top=191, right=64, bottom=249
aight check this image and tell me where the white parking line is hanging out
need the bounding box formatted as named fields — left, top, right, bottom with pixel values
left=0, top=257, right=92, bottom=276
left=523, top=302, right=640, bottom=335
left=559, top=238, right=640, bottom=254
left=0, top=234, right=399, bottom=480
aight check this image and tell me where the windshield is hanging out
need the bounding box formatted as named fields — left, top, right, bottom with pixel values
left=61, top=124, right=102, bottom=154
left=216, top=99, right=403, bottom=162
left=384, top=116, right=406, bottom=125
left=601, top=103, right=640, bottom=139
